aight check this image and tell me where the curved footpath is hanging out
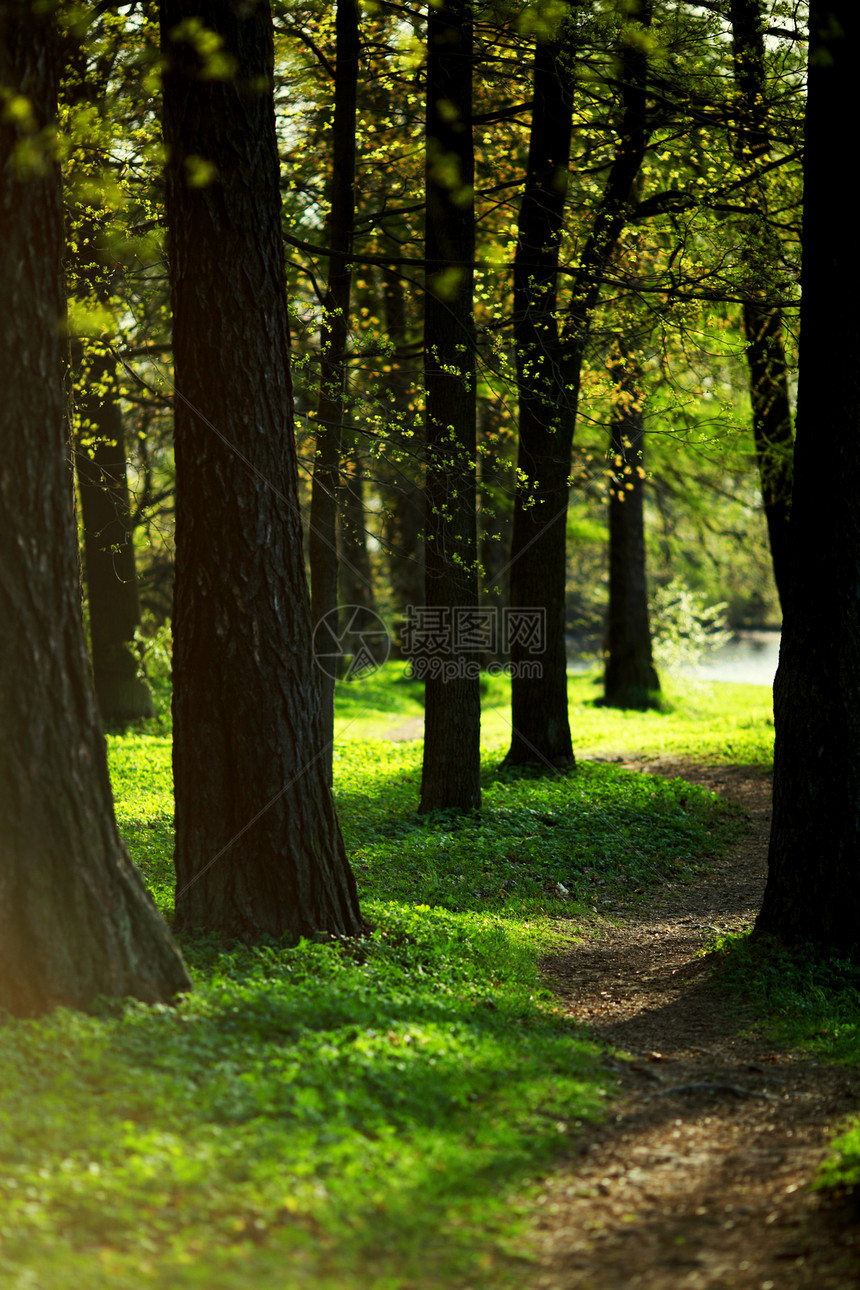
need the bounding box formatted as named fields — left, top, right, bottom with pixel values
left=522, top=759, right=860, bottom=1289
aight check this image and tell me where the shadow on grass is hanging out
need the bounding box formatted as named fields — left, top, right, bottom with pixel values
left=0, top=914, right=610, bottom=1290
left=713, top=931, right=860, bottom=1064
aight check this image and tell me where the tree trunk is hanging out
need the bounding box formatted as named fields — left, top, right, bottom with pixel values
left=755, top=3, right=860, bottom=952
left=161, top=0, right=364, bottom=941
left=339, top=443, right=376, bottom=611
left=603, top=345, right=660, bottom=709
left=729, top=0, right=794, bottom=614
left=743, top=301, right=794, bottom=610
left=60, top=33, right=155, bottom=726
left=75, top=347, right=155, bottom=724
left=308, top=0, right=360, bottom=782
left=505, top=27, right=576, bottom=769
left=338, top=440, right=383, bottom=666
left=0, top=3, right=189, bottom=1016
left=418, top=0, right=481, bottom=813
left=387, top=478, right=424, bottom=620
left=381, top=268, right=424, bottom=625
left=506, top=4, right=652, bottom=767
left=478, top=397, right=510, bottom=664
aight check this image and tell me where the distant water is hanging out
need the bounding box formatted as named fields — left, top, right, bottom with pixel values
left=684, top=630, right=781, bottom=686
left=568, top=630, right=782, bottom=687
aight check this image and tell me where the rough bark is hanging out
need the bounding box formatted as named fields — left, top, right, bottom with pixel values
left=603, top=346, right=660, bottom=709
left=161, top=0, right=364, bottom=940
left=729, top=0, right=794, bottom=615
left=755, top=4, right=860, bottom=952
left=308, top=0, right=360, bottom=782
left=419, top=0, right=481, bottom=813
left=0, top=3, right=189, bottom=1016
left=75, top=349, right=155, bottom=725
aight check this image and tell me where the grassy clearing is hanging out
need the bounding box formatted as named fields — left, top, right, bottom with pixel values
left=558, top=671, right=774, bottom=766
left=713, top=932, right=860, bottom=1192
left=329, top=662, right=775, bottom=765
left=0, top=673, right=770, bottom=1288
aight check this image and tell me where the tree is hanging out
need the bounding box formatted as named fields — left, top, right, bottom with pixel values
left=755, top=3, right=860, bottom=951
left=74, top=349, right=156, bottom=724
left=161, top=0, right=364, bottom=940
left=729, top=0, right=795, bottom=613
left=505, top=15, right=576, bottom=768
left=338, top=437, right=380, bottom=661
left=602, top=336, right=660, bottom=708
left=478, top=393, right=512, bottom=651
left=308, top=0, right=360, bottom=783
left=63, top=14, right=155, bottom=725
left=379, top=266, right=425, bottom=623
left=419, top=0, right=482, bottom=813
left=506, top=0, right=652, bottom=767
left=0, top=0, right=189, bottom=1015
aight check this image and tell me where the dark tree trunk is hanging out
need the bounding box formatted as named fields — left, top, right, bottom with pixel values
left=75, top=348, right=155, bottom=724
left=730, top=0, right=794, bottom=614
left=381, top=268, right=424, bottom=623
left=506, top=29, right=576, bottom=769
left=60, top=33, right=154, bottom=725
left=387, top=478, right=424, bottom=615
left=419, top=0, right=481, bottom=813
left=603, top=346, right=659, bottom=709
left=339, top=443, right=376, bottom=613
left=478, top=397, right=510, bottom=662
left=161, top=0, right=364, bottom=941
left=0, top=3, right=189, bottom=1016
left=755, top=4, right=860, bottom=952
left=506, top=3, right=652, bottom=768
left=308, top=0, right=360, bottom=782
left=743, top=301, right=794, bottom=610
left=338, top=440, right=382, bottom=664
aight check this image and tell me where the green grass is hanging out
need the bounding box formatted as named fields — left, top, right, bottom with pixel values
left=326, top=661, right=775, bottom=765
left=712, top=932, right=860, bottom=1192
left=561, top=671, right=774, bottom=765
left=335, top=740, right=740, bottom=919
left=0, top=672, right=772, bottom=1288
left=138, top=651, right=776, bottom=764
left=0, top=919, right=607, bottom=1289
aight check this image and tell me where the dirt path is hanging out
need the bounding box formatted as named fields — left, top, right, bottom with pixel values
left=525, top=758, right=860, bottom=1289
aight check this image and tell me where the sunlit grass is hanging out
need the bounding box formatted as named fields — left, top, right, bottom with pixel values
left=0, top=670, right=771, bottom=1288
left=335, top=661, right=775, bottom=766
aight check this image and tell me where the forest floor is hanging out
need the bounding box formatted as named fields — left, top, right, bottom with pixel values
left=523, top=757, right=860, bottom=1290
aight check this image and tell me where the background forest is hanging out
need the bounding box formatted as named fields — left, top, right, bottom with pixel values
left=67, top=0, right=799, bottom=727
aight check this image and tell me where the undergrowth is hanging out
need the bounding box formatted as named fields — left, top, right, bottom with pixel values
left=0, top=674, right=770, bottom=1288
